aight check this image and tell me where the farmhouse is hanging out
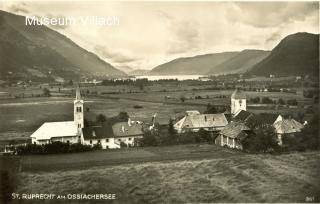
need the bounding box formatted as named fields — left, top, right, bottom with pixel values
left=174, top=112, right=228, bottom=133
left=215, top=121, right=252, bottom=149
left=82, top=120, right=143, bottom=149
left=274, top=118, right=304, bottom=145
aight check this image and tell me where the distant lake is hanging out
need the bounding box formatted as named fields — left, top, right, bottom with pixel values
left=135, top=75, right=205, bottom=81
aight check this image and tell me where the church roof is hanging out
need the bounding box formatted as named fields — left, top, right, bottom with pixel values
left=234, top=110, right=253, bottom=121
left=231, top=89, right=246, bottom=99
left=30, top=121, right=78, bottom=140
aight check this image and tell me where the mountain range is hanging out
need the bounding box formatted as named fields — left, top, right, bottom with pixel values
left=149, top=52, right=238, bottom=75
left=0, top=10, right=125, bottom=82
left=149, top=32, right=318, bottom=77
left=249, top=32, right=319, bottom=76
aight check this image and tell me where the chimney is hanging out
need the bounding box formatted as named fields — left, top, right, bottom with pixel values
left=128, top=118, right=131, bottom=127
left=121, top=125, right=125, bottom=133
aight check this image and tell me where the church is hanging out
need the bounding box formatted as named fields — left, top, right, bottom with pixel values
left=30, top=87, right=143, bottom=149
left=30, top=88, right=83, bottom=145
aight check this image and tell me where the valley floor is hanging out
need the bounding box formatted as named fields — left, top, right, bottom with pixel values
left=9, top=144, right=320, bottom=203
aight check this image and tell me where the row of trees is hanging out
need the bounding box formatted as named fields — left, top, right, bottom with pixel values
left=249, top=96, right=298, bottom=105
left=15, top=142, right=101, bottom=155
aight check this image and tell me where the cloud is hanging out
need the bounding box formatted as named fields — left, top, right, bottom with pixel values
left=227, top=2, right=318, bottom=28
left=7, top=2, right=30, bottom=14
left=93, top=45, right=140, bottom=64
left=158, top=11, right=200, bottom=55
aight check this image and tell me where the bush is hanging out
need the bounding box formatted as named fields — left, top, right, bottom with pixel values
left=261, top=97, right=273, bottom=104
left=250, top=97, right=260, bottom=103
left=278, top=98, right=285, bottom=105
left=133, top=105, right=143, bottom=109
left=287, top=99, right=298, bottom=106
left=242, top=126, right=279, bottom=153
left=282, top=114, right=319, bottom=151
left=16, top=142, right=96, bottom=155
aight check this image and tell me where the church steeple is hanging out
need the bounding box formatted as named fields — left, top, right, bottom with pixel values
left=75, top=86, right=81, bottom=100
left=74, top=86, right=84, bottom=129
left=231, top=88, right=246, bottom=116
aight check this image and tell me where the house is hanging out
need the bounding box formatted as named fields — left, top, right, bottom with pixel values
left=273, top=119, right=304, bottom=145
left=82, top=119, right=143, bottom=149
left=30, top=87, right=83, bottom=144
left=112, top=121, right=144, bottom=147
left=174, top=112, right=228, bottom=133
left=215, top=122, right=252, bottom=149
left=231, top=88, right=246, bottom=116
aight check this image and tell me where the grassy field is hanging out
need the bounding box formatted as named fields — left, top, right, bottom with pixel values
left=10, top=144, right=320, bottom=203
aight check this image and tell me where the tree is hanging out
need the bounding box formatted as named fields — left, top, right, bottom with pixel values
left=285, top=114, right=319, bottom=151
left=180, top=95, right=186, bottom=102
left=139, top=130, right=158, bottom=146
left=250, top=97, right=260, bottom=104
left=287, top=99, right=298, bottom=106
left=166, top=118, right=178, bottom=145
left=261, top=97, right=273, bottom=104
left=278, top=98, right=285, bottom=105
left=117, top=112, right=129, bottom=122
left=242, top=126, right=279, bottom=153
left=205, top=104, right=227, bottom=114
left=96, top=114, right=107, bottom=123
left=42, top=88, right=51, bottom=97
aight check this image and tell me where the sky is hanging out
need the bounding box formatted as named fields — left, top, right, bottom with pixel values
left=0, top=1, right=319, bottom=71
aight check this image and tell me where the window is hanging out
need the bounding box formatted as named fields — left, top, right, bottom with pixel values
left=118, top=139, right=121, bottom=142
left=90, top=140, right=92, bottom=144
left=76, top=107, right=82, bottom=112
left=128, top=138, right=132, bottom=141
left=106, top=139, right=109, bottom=142
left=98, top=139, right=101, bottom=143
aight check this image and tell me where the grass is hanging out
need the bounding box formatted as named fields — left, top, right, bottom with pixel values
left=18, top=144, right=237, bottom=172
left=12, top=146, right=320, bottom=203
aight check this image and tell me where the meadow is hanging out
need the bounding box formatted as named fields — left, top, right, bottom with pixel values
left=12, top=144, right=320, bottom=203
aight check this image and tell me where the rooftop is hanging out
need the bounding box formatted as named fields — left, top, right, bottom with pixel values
left=30, top=121, right=78, bottom=140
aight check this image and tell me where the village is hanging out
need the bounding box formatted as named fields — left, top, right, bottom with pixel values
left=1, top=82, right=308, bottom=155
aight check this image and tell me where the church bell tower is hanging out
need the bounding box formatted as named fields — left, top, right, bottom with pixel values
left=74, top=86, right=84, bottom=129
left=231, top=88, right=246, bottom=116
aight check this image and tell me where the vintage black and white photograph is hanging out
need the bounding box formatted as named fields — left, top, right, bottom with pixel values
left=0, top=0, right=319, bottom=203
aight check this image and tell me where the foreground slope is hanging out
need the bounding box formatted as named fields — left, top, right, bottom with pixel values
left=249, top=32, right=319, bottom=76
left=150, top=52, right=238, bottom=75
left=12, top=144, right=320, bottom=203
left=0, top=10, right=125, bottom=81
